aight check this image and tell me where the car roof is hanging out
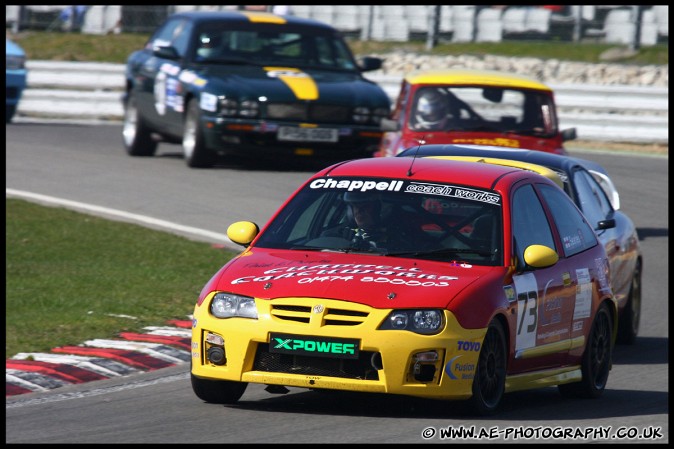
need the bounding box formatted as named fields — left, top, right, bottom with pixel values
left=425, top=155, right=565, bottom=189
left=398, top=144, right=587, bottom=174
left=168, top=10, right=336, bottom=31
left=317, top=156, right=554, bottom=191
left=403, top=69, right=552, bottom=91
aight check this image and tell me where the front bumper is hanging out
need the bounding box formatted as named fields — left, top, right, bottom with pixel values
left=201, top=118, right=384, bottom=158
left=191, top=295, right=486, bottom=400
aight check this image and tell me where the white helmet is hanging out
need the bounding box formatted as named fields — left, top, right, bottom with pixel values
left=414, top=89, right=448, bottom=130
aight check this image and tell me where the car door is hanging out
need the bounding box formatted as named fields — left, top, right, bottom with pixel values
left=135, top=17, right=193, bottom=132
left=570, top=167, right=634, bottom=305
left=507, top=181, right=593, bottom=374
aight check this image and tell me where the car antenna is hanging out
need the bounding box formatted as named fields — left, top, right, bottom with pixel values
left=407, top=137, right=425, bottom=177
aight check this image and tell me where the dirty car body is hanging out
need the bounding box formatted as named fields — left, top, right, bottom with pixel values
left=191, top=157, right=617, bottom=415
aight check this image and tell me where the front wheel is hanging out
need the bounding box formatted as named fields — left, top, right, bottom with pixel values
left=559, top=302, right=613, bottom=399
left=183, top=99, right=216, bottom=168
left=468, top=319, right=507, bottom=415
left=191, top=374, right=248, bottom=404
left=122, top=91, right=157, bottom=156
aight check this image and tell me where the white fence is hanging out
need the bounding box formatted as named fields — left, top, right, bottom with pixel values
left=17, top=61, right=668, bottom=145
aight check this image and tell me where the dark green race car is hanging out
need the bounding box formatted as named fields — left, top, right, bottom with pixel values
left=122, top=10, right=390, bottom=168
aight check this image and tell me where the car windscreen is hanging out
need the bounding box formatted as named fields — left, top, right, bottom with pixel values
left=254, top=177, right=503, bottom=266
left=409, top=85, right=558, bottom=136
left=193, top=22, right=358, bottom=71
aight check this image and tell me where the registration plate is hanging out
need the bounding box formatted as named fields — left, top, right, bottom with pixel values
left=277, top=127, right=338, bottom=143
left=269, top=333, right=359, bottom=359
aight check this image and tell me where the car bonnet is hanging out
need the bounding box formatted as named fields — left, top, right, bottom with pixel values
left=205, top=247, right=493, bottom=310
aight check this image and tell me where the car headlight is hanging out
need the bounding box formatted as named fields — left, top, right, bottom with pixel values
left=353, top=106, right=371, bottom=124
left=219, top=97, right=238, bottom=116
left=239, top=99, right=260, bottom=118
left=210, top=292, right=258, bottom=319
left=371, top=107, right=390, bottom=125
left=379, top=309, right=445, bottom=335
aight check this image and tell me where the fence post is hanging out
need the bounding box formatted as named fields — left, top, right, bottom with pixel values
left=426, top=5, right=441, bottom=50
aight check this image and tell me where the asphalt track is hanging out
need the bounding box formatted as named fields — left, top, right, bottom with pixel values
left=5, top=123, right=668, bottom=443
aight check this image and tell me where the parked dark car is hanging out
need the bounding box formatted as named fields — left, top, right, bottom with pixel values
left=122, top=10, right=390, bottom=168
left=397, top=143, right=642, bottom=344
left=6, top=38, right=27, bottom=124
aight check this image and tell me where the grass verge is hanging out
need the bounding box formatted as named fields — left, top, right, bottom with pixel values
left=5, top=198, right=238, bottom=359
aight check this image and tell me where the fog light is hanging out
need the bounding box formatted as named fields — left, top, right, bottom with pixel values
left=207, top=346, right=226, bottom=365
left=414, top=351, right=439, bottom=362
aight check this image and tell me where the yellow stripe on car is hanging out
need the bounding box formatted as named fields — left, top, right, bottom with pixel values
left=265, top=67, right=319, bottom=100
left=241, top=12, right=287, bottom=24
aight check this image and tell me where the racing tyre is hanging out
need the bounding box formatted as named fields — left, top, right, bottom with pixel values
left=559, top=303, right=613, bottom=399
left=183, top=99, right=216, bottom=168
left=191, top=373, right=248, bottom=404
left=6, top=104, right=17, bottom=123
left=122, top=91, right=157, bottom=156
left=468, top=319, right=506, bottom=416
left=616, top=261, right=641, bottom=345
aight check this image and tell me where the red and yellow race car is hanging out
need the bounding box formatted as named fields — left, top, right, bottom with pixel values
left=377, top=69, right=577, bottom=157
left=191, top=156, right=616, bottom=415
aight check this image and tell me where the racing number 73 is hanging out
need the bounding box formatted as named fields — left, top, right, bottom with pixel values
left=517, top=290, right=538, bottom=335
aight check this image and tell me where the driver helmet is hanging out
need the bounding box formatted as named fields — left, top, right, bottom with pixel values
left=343, top=191, right=382, bottom=227
left=414, top=88, right=449, bottom=130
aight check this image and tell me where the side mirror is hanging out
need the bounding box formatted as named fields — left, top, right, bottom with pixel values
left=597, top=218, right=616, bottom=230
left=227, top=221, right=260, bottom=247
left=523, top=244, right=559, bottom=269
left=561, top=127, right=577, bottom=141
left=152, top=45, right=180, bottom=60
left=380, top=117, right=400, bottom=132
left=358, top=56, right=383, bottom=72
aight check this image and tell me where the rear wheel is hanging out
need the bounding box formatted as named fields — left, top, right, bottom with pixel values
left=559, top=302, right=613, bottom=398
left=191, top=373, right=248, bottom=404
left=6, top=104, right=17, bottom=123
left=468, top=319, right=506, bottom=415
left=122, top=91, right=157, bottom=156
left=616, top=261, right=641, bottom=345
left=183, top=99, right=216, bottom=168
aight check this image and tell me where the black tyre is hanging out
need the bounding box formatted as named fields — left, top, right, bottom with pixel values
left=122, top=91, right=157, bottom=156
left=183, top=99, right=216, bottom=168
left=6, top=104, right=17, bottom=123
left=468, top=319, right=507, bottom=416
left=559, top=302, right=613, bottom=399
left=191, top=373, right=248, bottom=404
left=616, top=261, right=641, bottom=345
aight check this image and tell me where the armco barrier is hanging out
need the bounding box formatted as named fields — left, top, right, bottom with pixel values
left=17, top=61, right=668, bottom=145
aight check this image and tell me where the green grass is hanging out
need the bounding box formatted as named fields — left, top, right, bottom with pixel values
left=5, top=198, right=239, bottom=359
left=10, top=31, right=668, bottom=65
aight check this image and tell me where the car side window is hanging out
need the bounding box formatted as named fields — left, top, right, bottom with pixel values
left=538, top=183, right=598, bottom=257
left=149, top=18, right=192, bottom=57
left=571, top=168, right=613, bottom=228
left=511, top=184, right=556, bottom=266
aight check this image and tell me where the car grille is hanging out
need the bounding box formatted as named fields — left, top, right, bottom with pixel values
left=253, top=343, right=380, bottom=380
left=266, top=103, right=350, bottom=124
left=271, top=304, right=369, bottom=326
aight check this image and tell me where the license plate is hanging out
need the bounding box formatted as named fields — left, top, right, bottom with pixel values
left=277, top=127, right=338, bottom=143
left=269, top=333, right=359, bottom=359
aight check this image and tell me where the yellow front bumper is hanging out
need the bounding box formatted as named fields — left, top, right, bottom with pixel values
left=191, top=295, right=486, bottom=400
